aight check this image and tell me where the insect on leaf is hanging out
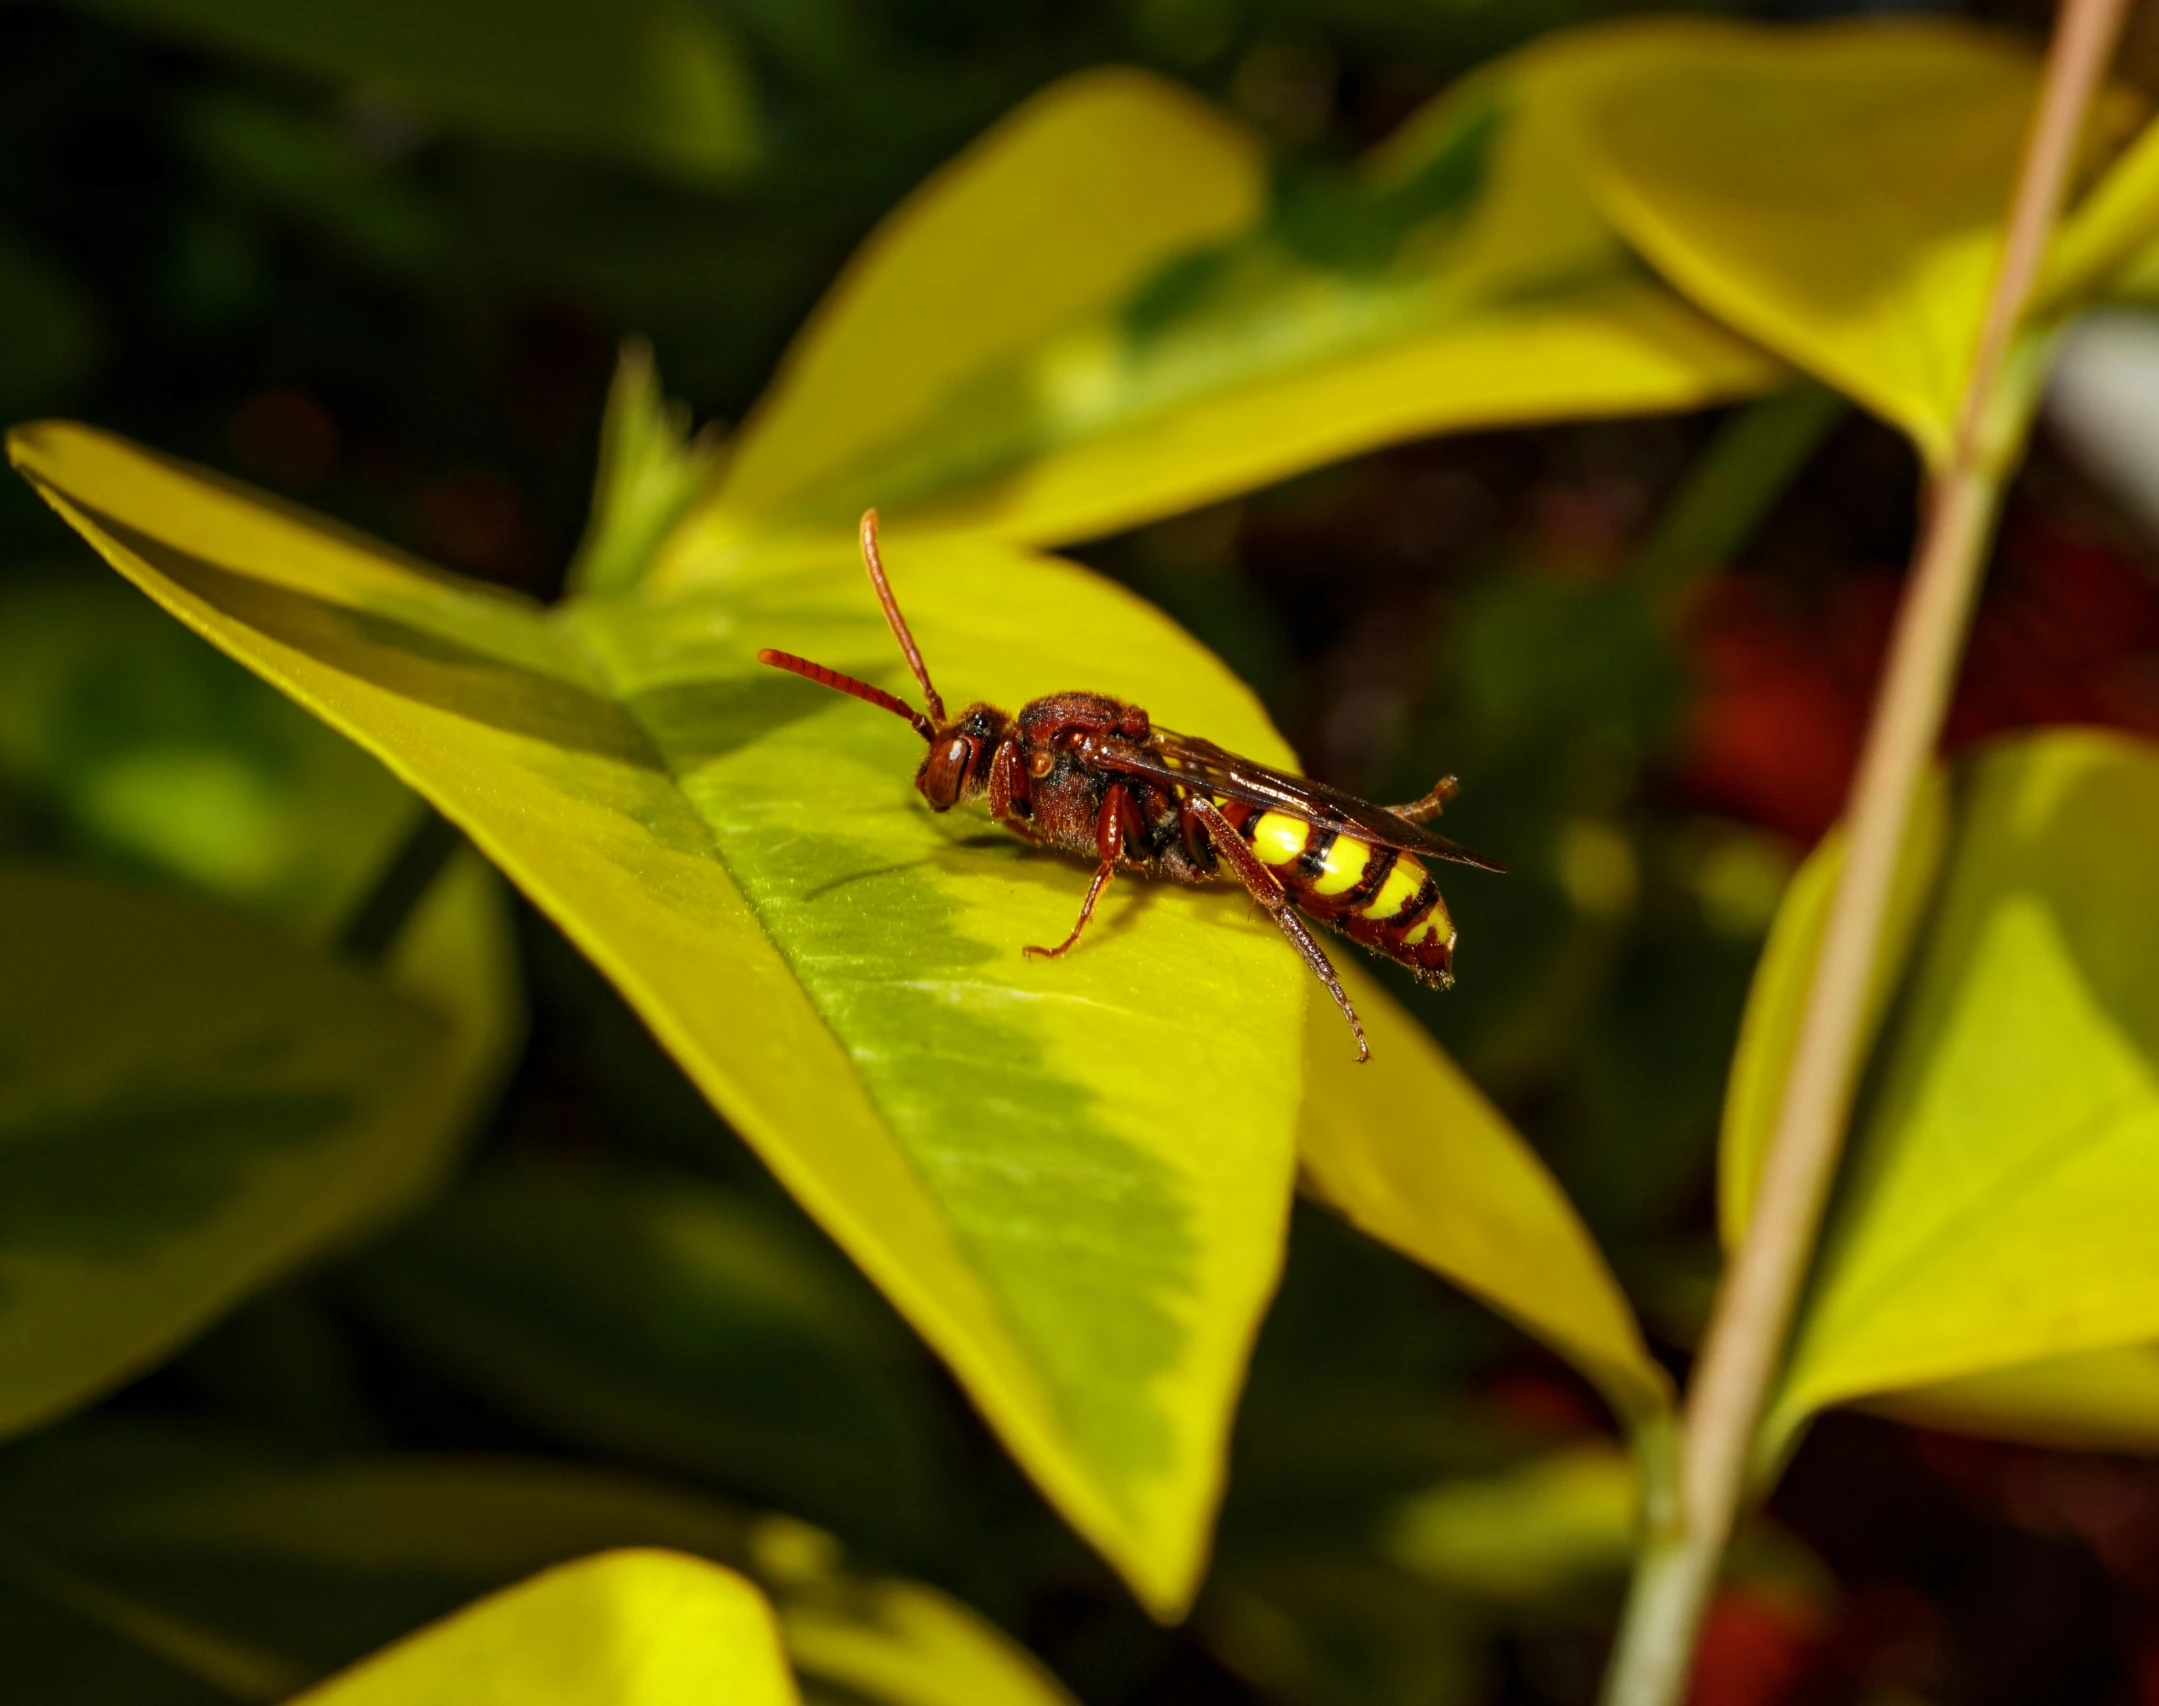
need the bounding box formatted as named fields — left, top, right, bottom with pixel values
left=9, top=420, right=1305, bottom=1618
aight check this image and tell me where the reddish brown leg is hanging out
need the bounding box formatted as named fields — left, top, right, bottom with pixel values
left=1387, top=774, right=1460, bottom=823
left=1185, top=797, right=1369, bottom=1064
left=1024, top=783, right=1137, bottom=961
left=988, top=734, right=1032, bottom=830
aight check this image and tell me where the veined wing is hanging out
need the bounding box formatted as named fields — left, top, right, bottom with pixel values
left=1102, top=729, right=1508, bottom=872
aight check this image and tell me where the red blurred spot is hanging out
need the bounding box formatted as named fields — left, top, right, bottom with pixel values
left=1481, top=1369, right=1603, bottom=1438
left=230, top=387, right=339, bottom=488
left=414, top=467, right=541, bottom=583
left=1689, top=1588, right=1819, bottom=1706
left=1675, top=517, right=2159, bottom=843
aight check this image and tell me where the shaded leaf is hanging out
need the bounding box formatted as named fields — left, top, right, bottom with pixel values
left=1383, top=1442, right=1635, bottom=1603
left=659, top=45, right=1777, bottom=576
left=1296, top=963, right=1669, bottom=1429
left=70, top=0, right=759, bottom=184
left=1588, top=20, right=2141, bottom=467
left=0, top=864, right=457, bottom=1437
left=290, top=1550, right=797, bottom=1706
left=11, top=420, right=1303, bottom=1616
left=347, top=1164, right=951, bottom=1555
left=0, top=1424, right=1074, bottom=1706
left=1742, top=733, right=2159, bottom=1463
left=0, top=566, right=416, bottom=936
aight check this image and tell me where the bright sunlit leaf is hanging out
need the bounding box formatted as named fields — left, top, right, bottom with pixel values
left=69, top=0, right=760, bottom=184
left=291, top=1550, right=797, bottom=1706
left=0, top=864, right=462, bottom=1438
left=659, top=44, right=1777, bottom=576
left=568, top=340, right=727, bottom=597
left=1587, top=20, right=2141, bottom=468
left=1735, top=732, right=2159, bottom=1466
left=1297, top=964, right=1670, bottom=1430
left=11, top=420, right=1305, bottom=1616
left=0, top=1423, right=1075, bottom=1706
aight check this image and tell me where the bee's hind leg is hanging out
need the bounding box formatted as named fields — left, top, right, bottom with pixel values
left=1387, top=775, right=1460, bottom=823
left=1185, top=797, right=1369, bottom=1064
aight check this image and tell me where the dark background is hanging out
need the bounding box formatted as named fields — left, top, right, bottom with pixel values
left=7, top=0, right=2159, bottom=1701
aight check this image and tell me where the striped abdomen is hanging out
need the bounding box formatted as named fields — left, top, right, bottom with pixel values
left=1212, top=798, right=1456, bottom=987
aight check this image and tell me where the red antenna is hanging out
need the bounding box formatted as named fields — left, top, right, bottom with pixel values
left=857, top=510, right=946, bottom=726
left=756, top=650, right=936, bottom=743
left=753, top=510, right=947, bottom=743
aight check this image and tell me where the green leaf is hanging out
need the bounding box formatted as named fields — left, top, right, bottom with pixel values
left=1297, top=963, right=1670, bottom=1430
left=0, top=1424, right=1075, bottom=1706
left=1383, top=1442, right=1636, bottom=1603
left=346, top=1164, right=951, bottom=1555
left=0, top=566, right=417, bottom=936
left=1737, top=733, right=2159, bottom=1464
left=0, top=564, right=525, bottom=1253
left=1587, top=19, right=2142, bottom=468
left=11, top=420, right=1304, bottom=1616
left=70, top=0, right=759, bottom=185
left=0, top=863, right=462, bottom=1437
left=290, top=1550, right=798, bottom=1706
left=659, top=47, right=1777, bottom=576
left=568, top=341, right=728, bottom=598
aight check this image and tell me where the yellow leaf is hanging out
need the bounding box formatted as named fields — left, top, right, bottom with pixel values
left=1588, top=20, right=2140, bottom=468
left=1297, top=962, right=1669, bottom=1429
left=1745, top=733, right=2159, bottom=1466
left=659, top=40, right=1776, bottom=580
left=10, top=420, right=1303, bottom=1617
left=1872, top=1343, right=2159, bottom=1454
left=6, top=1429, right=1075, bottom=1706
left=291, top=1550, right=798, bottom=1706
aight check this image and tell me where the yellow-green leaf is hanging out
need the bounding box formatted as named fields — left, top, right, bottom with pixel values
left=1384, top=1442, right=1636, bottom=1603
left=292, top=1550, right=797, bottom=1706
left=10, top=420, right=1302, bottom=1616
left=70, top=0, right=759, bottom=185
left=568, top=340, right=727, bottom=597
left=0, top=1425, right=1074, bottom=1706
left=1587, top=20, right=2140, bottom=468
left=1717, top=771, right=1951, bottom=1249
left=1296, top=962, right=1669, bottom=1430
left=1751, top=732, right=2159, bottom=1463
left=659, top=45, right=1776, bottom=577
left=0, top=863, right=459, bottom=1436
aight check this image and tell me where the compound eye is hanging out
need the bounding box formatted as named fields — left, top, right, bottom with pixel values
left=921, top=736, right=972, bottom=810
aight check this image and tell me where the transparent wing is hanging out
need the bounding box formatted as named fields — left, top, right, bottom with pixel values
left=1102, top=729, right=1507, bottom=872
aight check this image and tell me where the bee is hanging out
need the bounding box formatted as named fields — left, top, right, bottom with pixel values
left=759, top=512, right=1504, bottom=1061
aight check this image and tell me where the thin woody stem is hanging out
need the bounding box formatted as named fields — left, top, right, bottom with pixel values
left=1598, top=3, right=2133, bottom=1702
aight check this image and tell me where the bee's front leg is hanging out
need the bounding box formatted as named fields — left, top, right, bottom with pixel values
left=1023, top=782, right=1141, bottom=960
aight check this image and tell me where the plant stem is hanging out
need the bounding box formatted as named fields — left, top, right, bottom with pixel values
left=1598, top=4, right=2132, bottom=1702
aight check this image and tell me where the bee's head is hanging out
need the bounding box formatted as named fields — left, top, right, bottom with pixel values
left=916, top=704, right=1009, bottom=811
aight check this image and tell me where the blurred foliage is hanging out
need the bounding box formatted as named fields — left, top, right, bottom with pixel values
left=6, top=1, right=2159, bottom=1704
